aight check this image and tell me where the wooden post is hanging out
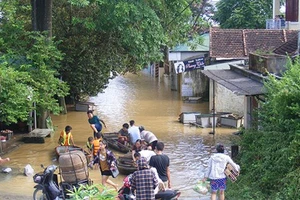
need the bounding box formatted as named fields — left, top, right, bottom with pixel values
left=231, top=145, right=239, bottom=159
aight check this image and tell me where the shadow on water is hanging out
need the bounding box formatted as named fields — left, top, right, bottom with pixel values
left=0, top=71, right=239, bottom=199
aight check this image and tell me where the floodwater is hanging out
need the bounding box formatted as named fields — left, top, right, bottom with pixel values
left=0, top=71, right=237, bottom=199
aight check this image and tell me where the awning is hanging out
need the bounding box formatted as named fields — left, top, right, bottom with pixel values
left=201, top=69, right=266, bottom=96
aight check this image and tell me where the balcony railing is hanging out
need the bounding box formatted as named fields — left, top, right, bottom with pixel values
left=266, top=19, right=285, bottom=29
left=266, top=19, right=300, bottom=30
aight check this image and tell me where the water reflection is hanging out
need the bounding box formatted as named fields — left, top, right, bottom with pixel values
left=0, top=71, right=237, bottom=199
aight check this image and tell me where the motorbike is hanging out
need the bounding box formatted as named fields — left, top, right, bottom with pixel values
left=118, top=174, right=181, bottom=200
left=32, top=164, right=89, bottom=200
left=33, top=164, right=62, bottom=200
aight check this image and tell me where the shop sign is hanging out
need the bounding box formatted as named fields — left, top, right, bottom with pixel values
left=174, top=57, right=205, bottom=74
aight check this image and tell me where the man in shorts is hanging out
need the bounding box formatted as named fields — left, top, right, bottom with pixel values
left=203, top=144, right=240, bottom=200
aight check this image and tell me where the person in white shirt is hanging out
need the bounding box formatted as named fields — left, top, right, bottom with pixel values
left=151, top=166, right=166, bottom=194
left=203, top=144, right=240, bottom=200
left=139, top=149, right=156, bottom=163
left=128, top=120, right=141, bottom=145
left=139, top=126, right=158, bottom=150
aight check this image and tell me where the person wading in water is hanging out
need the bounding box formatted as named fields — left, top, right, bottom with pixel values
left=89, top=140, right=118, bottom=191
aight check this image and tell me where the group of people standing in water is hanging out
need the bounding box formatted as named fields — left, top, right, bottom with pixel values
left=59, top=110, right=119, bottom=191
left=58, top=110, right=240, bottom=200
left=115, top=119, right=171, bottom=199
left=85, top=110, right=171, bottom=199
left=58, top=109, right=170, bottom=197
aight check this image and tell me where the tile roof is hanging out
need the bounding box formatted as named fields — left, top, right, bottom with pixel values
left=210, top=28, right=299, bottom=58
left=273, top=35, right=298, bottom=56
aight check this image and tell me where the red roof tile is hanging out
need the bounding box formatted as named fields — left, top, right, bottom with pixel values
left=210, top=28, right=298, bottom=58
left=273, top=35, right=298, bottom=56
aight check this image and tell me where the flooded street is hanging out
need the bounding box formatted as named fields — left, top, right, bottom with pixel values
left=0, top=71, right=237, bottom=199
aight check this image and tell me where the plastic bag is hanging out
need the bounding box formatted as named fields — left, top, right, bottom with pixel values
left=24, top=164, right=34, bottom=176
left=193, top=180, right=210, bottom=195
left=110, top=166, right=119, bottom=178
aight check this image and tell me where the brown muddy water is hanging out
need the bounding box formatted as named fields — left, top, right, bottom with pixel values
left=0, top=71, right=238, bottom=199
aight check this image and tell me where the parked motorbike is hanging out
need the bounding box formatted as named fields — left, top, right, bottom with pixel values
left=118, top=174, right=181, bottom=200
left=33, top=164, right=89, bottom=200
left=33, top=164, right=62, bottom=200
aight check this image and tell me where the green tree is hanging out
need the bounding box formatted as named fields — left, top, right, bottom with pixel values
left=226, top=59, right=300, bottom=199
left=0, top=67, right=33, bottom=124
left=260, top=59, right=300, bottom=132
left=214, top=0, right=273, bottom=29
left=147, top=0, right=207, bottom=74
left=53, top=0, right=167, bottom=100
left=0, top=0, right=69, bottom=125
left=52, top=0, right=206, bottom=99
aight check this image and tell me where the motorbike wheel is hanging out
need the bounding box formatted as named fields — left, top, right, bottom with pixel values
left=33, top=188, right=48, bottom=200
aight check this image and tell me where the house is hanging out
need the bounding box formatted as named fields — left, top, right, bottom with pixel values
left=168, top=33, right=210, bottom=97
left=202, top=28, right=298, bottom=129
left=210, top=28, right=298, bottom=59
left=271, top=0, right=300, bottom=30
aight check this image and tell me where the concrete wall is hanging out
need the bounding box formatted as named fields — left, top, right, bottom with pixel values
left=181, top=52, right=206, bottom=61
left=209, top=80, right=244, bottom=116
left=169, top=52, right=206, bottom=61
left=181, top=69, right=209, bottom=98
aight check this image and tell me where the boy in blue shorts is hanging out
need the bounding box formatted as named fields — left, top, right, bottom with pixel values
left=203, top=144, right=240, bottom=200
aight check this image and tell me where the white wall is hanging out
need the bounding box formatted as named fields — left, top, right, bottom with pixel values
left=181, top=52, right=206, bottom=61
left=273, top=0, right=281, bottom=18
left=209, top=80, right=244, bottom=116
left=169, top=52, right=206, bottom=62
left=169, top=52, right=181, bottom=61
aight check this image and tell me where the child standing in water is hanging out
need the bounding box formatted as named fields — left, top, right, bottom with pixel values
left=86, top=136, right=94, bottom=154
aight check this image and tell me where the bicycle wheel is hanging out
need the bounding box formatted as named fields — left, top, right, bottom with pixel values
left=33, top=188, right=48, bottom=200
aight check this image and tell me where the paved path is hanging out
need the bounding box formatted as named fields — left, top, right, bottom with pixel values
left=182, top=195, right=210, bottom=200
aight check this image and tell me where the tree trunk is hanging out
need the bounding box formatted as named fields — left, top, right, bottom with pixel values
left=43, top=0, right=52, bottom=37
left=32, top=0, right=67, bottom=127
left=38, top=110, right=49, bottom=129
left=32, top=0, right=53, bottom=37
left=163, top=46, right=170, bottom=75
left=31, top=0, right=37, bottom=31
left=59, top=97, right=67, bottom=114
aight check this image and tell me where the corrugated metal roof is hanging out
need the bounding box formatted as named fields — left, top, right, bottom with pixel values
left=201, top=69, right=265, bottom=96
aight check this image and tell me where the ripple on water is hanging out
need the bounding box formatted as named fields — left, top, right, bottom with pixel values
left=0, top=72, right=237, bottom=199
left=162, top=134, right=212, bottom=198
